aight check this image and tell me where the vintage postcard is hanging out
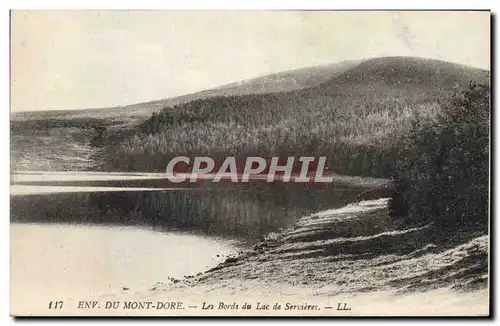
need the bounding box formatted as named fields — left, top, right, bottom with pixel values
left=10, top=10, right=491, bottom=317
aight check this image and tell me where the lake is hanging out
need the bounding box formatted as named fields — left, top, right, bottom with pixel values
left=10, top=171, right=385, bottom=305
left=11, top=223, right=239, bottom=298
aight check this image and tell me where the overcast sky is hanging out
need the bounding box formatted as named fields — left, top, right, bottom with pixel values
left=11, top=11, right=490, bottom=112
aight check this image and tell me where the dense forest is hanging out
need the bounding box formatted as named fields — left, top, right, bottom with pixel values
left=99, top=57, right=489, bottom=182
left=391, top=83, right=490, bottom=233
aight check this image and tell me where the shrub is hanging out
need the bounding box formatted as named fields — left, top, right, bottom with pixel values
left=391, top=83, right=490, bottom=232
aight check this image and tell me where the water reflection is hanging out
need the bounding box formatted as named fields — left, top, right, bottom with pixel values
left=11, top=179, right=372, bottom=239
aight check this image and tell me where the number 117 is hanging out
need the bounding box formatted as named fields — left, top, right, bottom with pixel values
left=48, top=301, right=63, bottom=309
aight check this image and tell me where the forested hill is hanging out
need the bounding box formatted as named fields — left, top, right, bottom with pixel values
left=99, top=56, right=489, bottom=176
left=11, top=59, right=362, bottom=122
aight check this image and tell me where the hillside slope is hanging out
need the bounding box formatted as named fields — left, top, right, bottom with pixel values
left=12, top=60, right=367, bottom=172
left=100, top=57, right=489, bottom=175
left=11, top=60, right=362, bottom=123
left=313, top=56, right=488, bottom=99
left=10, top=56, right=489, bottom=175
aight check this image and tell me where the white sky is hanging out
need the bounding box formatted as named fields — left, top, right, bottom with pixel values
left=10, top=10, right=490, bottom=111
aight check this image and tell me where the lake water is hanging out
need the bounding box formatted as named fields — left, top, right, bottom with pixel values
left=11, top=223, right=240, bottom=304
left=10, top=171, right=373, bottom=304
left=10, top=172, right=489, bottom=317
left=10, top=172, right=244, bottom=303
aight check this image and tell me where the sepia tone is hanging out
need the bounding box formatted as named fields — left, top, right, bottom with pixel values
left=10, top=10, right=490, bottom=316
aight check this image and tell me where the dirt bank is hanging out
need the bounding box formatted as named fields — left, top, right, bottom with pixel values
left=142, top=198, right=488, bottom=316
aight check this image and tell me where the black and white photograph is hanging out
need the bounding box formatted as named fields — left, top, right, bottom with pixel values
left=9, top=10, right=491, bottom=316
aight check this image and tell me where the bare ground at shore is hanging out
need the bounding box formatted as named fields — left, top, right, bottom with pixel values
left=136, top=198, right=489, bottom=316
left=10, top=198, right=489, bottom=317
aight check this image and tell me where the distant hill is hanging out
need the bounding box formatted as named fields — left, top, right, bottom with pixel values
left=313, top=56, right=488, bottom=98
left=92, top=56, right=489, bottom=175
left=11, top=59, right=362, bottom=123
left=212, top=59, right=362, bottom=94
left=10, top=56, right=490, bottom=175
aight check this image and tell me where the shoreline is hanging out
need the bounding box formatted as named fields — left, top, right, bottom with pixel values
left=9, top=197, right=489, bottom=316
left=143, top=197, right=489, bottom=312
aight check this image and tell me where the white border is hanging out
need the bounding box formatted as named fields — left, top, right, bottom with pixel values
left=1, top=1, right=497, bottom=325
left=3, top=1, right=497, bottom=10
